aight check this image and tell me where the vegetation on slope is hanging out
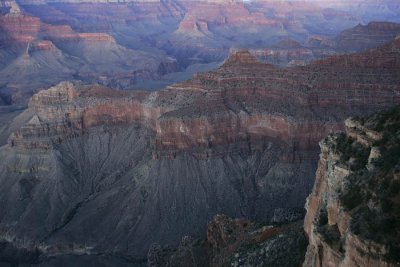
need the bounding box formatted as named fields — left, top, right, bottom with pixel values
left=338, top=106, right=400, bottom=263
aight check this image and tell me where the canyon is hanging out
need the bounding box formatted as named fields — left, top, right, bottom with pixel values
left=0, top=35, right=399, bottom=265
left=1, top=0, right=400, bottom=107
left=1, top=0, right=400, bottom=266
left=151, top=103, right=400, bottom=267
left=0, top=0, right=179, bottom=105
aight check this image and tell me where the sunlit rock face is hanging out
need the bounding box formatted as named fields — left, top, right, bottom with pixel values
left=0, top=37, right=399, bottom=263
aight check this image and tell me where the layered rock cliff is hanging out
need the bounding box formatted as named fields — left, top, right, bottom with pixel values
left=0, top=38, right=400, bottom=263
left=0, top=0, right=179, bottom=104
left=303, top=106, right=400, bottom=267
left=337, top=21, right=400, bottom=51
left=1, top=0, right=399, bottom=106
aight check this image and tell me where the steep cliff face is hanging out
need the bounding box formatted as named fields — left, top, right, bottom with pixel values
left=155, top=43, right=400, bottom=154
left=303, top=106, right=400, bottom=267
left=0, top=39, right=400, bottom=263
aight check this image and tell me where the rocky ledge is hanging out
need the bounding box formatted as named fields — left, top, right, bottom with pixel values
left=303, top=106, right=400, bottom=267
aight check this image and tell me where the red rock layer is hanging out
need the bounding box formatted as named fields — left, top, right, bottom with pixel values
left=8, top=40, right=400, bottom=157
left=0, top=15, right=41, bottom=44
left=0, top=4, right=118, bottom=47
left=176, top=1, right=276, bottom=34
left=155, top=46, right=399, bottom=151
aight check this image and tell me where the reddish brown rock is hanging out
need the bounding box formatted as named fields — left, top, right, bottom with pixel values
left=175, top=0, right=277, bottom=36
left=0, top=15, right=41, bottom=44
left=8, top=38, right=400, bottom=156
left=152, top=43, right=400, bottom=155
left=1, top=2, right=400, bottom=264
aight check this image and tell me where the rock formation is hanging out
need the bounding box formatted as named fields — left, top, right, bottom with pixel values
left=0, top=0, right=179, bottom=105
left=148, top=215, right=307, bottom=267
left=337, top=21, right=400, bottom=51
left=1, top=0, right=399, bottom=106
left=0, top=37, right=399, bottom=264
left=252, top=21, right=400, bottom=67
left=303, top=106, right=400, bottom=267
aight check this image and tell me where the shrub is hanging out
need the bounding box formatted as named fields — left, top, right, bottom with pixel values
left=340, top=172, right=367, bottom=211
left=318, top=210, right=328, bottom=226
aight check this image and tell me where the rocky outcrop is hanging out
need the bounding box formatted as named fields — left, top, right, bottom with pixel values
left=1, top=0, right=399, bottom=107
left=155, top=42, right=400, bottom=155
left=0, top=14, right=41, bottom=44
left=0, top=1, right=118, bottom=48
left=303, top=106, right=400, bottom=267
left=175, top=0, right=276, bottom=34
left=7, top=81, right=169, bottom=150
left=253, top=21, right=400, bottom=67
left=11, top=41, right=400, bottom=155
left=0, top=38, right=400, bottom=263
left=0, top=3, right=119, bottom=46
left=148, top=215, right=307, bottom=267
left=251, top=39, right=337, bottom=67
left=337, top=21, right=400, bottom=51
left=0, top=0, right=181, bottom=105
left=177, top=15, right=211, bottom=37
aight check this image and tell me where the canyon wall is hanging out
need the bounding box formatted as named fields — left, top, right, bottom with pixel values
left=337, top=21, right=400, bottom=51
left=0, top=0, right=179, bottom=105
left=1, top=0, right=400, bottom=106
left=303, top=107, right=400, bottom=267
left=0, top=38, right=400, bottom=262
